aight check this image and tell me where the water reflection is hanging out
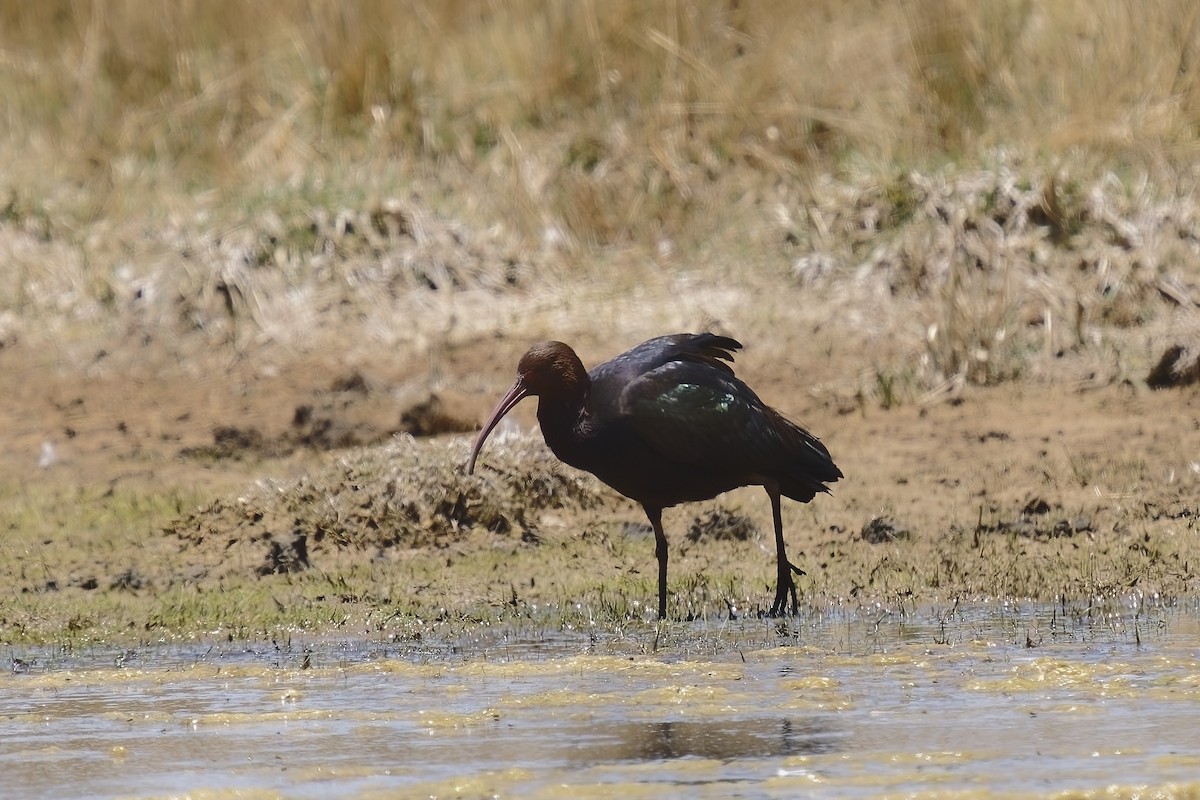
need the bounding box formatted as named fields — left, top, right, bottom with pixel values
left=573, top=717, right=840, bottom=763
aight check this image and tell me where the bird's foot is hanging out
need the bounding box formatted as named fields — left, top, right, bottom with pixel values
left=768, top=583, right=797, bottom=617
left=769, top=559, right=804, bottom=616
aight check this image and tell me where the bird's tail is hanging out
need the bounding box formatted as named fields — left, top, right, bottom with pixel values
left=775, top=423, right=843, bottom=503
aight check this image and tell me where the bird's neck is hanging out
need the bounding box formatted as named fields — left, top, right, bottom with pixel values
left=536, top=390, right=596, bottom=462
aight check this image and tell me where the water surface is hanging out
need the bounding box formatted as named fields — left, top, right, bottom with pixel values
left=3, top=604, right=1198, bottom=798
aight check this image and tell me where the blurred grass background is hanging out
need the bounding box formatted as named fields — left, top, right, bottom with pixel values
left=3, top=0, right=1198, bottom=246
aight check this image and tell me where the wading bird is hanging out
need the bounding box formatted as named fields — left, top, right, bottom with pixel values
left=467, top=333, right=842, bottom=619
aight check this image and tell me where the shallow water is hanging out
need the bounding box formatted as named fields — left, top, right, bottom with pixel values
left=4, top=604, right=1200, bottom=798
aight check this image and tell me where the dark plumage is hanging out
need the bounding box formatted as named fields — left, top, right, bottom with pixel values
left=467, top=333, right=842, bottom=619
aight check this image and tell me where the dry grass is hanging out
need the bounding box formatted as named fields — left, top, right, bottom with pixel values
left=2, top=2, right=1197, bottom=394
left=2, top=3, right=1199, bottom=384
left=4, top=1, right=1200, bottom=234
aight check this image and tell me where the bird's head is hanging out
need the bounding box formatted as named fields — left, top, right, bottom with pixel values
left=516, top=341, right=588, bottom=397
left=467, top=341, right=587, bottom=474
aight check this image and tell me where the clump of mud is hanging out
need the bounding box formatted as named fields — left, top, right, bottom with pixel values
left=860, top=517, right=910, bottom=543
left=969, top=496, right=1094, bottom=540
left=164, top=433, right=615, bottom=579
left=1147, top=344, right=1200, bottom=388
left=179, top=374, right=479, bottom=461
left=686, top=509, right=758, bottom=542
left=398, top=391, right=478, bottom=437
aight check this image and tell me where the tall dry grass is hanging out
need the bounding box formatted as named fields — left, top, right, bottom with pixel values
left=2, top=0, right=1198, bottom=243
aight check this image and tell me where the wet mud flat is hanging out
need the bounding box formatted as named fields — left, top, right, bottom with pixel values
left=4, top=603, right=1200, bottom=799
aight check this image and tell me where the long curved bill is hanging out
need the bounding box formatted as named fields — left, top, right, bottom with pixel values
left=467, top=377, right=530, bottom=474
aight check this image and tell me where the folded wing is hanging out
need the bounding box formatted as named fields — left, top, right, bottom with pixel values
left=604, top=338, right=841, bottom=501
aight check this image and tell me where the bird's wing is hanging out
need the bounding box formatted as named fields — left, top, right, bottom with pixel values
left=605, top=333, right=741, bottom=373
left=588, top=333, right=742, bottom=421
left=616, top=359, right=825, bottom=473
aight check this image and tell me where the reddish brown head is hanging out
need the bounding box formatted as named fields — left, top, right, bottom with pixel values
left=466, top=341, right=588, bottom=474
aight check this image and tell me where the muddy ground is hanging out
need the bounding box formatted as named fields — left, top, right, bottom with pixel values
left=4, top=159, right=1200, bottom=642
left=2, top=301, right=1198, bottom=644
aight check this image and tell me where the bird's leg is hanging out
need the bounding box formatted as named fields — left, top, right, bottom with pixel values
left=643, top=505, right=668, bottom=620
left=767, top=487, right=803, bottom=616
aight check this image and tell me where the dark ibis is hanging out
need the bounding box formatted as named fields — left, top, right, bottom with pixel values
left=467, top=333, right=842, bottom=619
